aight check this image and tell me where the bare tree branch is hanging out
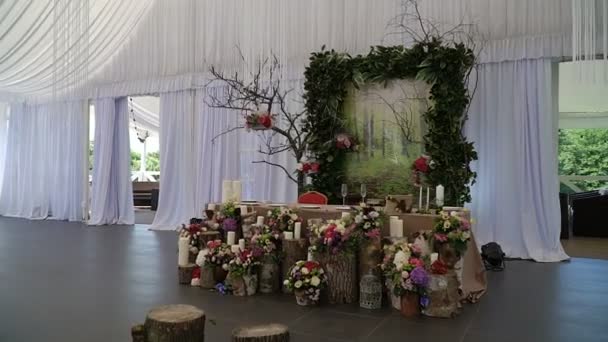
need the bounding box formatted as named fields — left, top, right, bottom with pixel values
left=252, top=160, right=298, bottom=183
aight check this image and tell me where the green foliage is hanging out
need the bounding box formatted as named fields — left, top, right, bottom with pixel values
left=559, top=128, right=608, bottom=192
left=303, top=39, right=477, bottom=205
left=131, top=151, right=160, bottom=172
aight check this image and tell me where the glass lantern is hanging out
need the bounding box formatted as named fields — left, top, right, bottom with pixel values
left=359, top=273, right=382, bottom=309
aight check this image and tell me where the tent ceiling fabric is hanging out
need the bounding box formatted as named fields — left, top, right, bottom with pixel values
left=1, top=0, right=572, bottom=103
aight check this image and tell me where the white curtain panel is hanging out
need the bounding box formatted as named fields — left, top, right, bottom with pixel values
left=0, top=103, right=8, bottom=192
left=0, top=101, right=86, bottom=220
left=89, top=97, right=134, bottom=225
left=151, top=90, right=197, bottom=230
left=466, top=58, right=569, bottom=262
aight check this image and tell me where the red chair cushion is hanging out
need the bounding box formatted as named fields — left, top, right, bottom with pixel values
left=298, top=191, right=328, bottom=205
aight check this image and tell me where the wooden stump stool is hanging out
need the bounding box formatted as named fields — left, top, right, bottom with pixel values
left=178, top=263, right=197, bottom=284
left=232, top=323, right=289, bottom=342
left=281, top=239, right=308, bottom=293
left=131, top=304, right=206, bottom=342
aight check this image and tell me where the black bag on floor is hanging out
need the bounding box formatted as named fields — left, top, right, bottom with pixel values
left=481, top=242, right=505, bottom=271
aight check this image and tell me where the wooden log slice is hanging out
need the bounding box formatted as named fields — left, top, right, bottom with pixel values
left=178, top=263, right=197, bottom=285
left=144, top=304, right=206, bottom=342
left=281, top=239, right=308, bottom=294
left=232, top=323, right=289, bottom=342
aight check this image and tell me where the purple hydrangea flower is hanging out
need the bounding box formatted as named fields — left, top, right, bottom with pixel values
left=410, top=266, right=429, bottom=287
left=222, top=218, right=237, bottom=232
left=215, top=282, right=228, bottom=295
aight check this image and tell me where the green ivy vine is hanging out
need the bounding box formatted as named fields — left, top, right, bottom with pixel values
left=302, top=38, right=477, bottom=205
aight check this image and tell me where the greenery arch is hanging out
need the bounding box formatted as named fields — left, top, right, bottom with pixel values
left=302, top=38, right=477, bottom=206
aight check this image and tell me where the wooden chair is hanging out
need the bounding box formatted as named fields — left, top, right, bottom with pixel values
left=298, top=191, right=328, bottom=205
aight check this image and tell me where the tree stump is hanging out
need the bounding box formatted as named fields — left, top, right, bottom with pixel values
left=232, top=323, right=289, bottom=342
left=258, top=258, right=281, bottom=294
left=134, top=304, right=205, bottom=342
left=178, top=263, right=197, bottom=285
left=281, top=239, right=308, bottom=294
left=316, top=252, right=357, bottom=304
left=198, top=231, right=221, bottom=248
left=423, top=270, right=461, bottom=318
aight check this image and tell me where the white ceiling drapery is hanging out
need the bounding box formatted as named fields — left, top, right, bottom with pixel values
left=0, top=0, right=573, bottom=103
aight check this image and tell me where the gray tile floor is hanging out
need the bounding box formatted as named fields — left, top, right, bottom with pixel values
left=0, top=217, right=607, bottom=342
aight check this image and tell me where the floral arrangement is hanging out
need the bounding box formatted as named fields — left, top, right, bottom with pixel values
left=227, top=248, right=260, bottom=277
left=296, top=161, right=321, bottom=174
left=196, top=240, right=233, bottom=271
left=180, top=221, right=205, bottom=252
left=335, top=133, right=358, bottom=151
left=219, top=201, right=240, bottom=233
left=245, top=110, right=273, bottom=130
left=411, top=154, right=432, bottom=186
left=250, top=228, right=281, bottom=263
left=267, top=207, right=301, bottom=232
left=284, top=260, right=327, bottom=302
left=309, top=218, right=357, bottom=255
left=432, top=211, right=472, bottom=255
left=381, top=241, right=430, bottom=302
left=352, top=206, right=384, bottom=241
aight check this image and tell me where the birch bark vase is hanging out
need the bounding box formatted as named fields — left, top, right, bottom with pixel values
left=316, top=252, right=357, bottom=304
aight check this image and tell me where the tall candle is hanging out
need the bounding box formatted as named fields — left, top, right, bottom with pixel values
left=240, top=205, right=248, bottom=215
left=227, top=231, right=236, bottom=245
left=256, top=216, right=265, bottom=226
left=294, top=222, right=302, bottom=239
left=222, top=180, right=233, bottom=203
left=389, top=219, right=403, bottom=238
left=232, top=180, right=242, bottom=202
left=207, top=203, right=216, bottom=211
left=284, top=232, right=294, bottom=240
left=418, top=187, right=423, bottom=210
left=238, top=239, right=246, bottom=251
left=426, top=187, right=430, bottom=211
left=430, top=253, right=439, bottom=264
left=436, top=185, right=444, bottom=207
left=390, top=216, right=399, bottom=221
left=341, top=212, right=350, bottom=219
left=307, top=251, right=314, bottom=261
left=178, top=237, right=190, bottom=266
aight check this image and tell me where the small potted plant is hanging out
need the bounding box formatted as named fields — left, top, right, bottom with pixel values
left=227, top=248, right=260, bottom=296
left=250, top=227, right=282, bottom=293
left=196, top=240, right=233, bottom=286
left=381, top=241, right=430, bottom=318
left=284, top=260, right=327, bottom=306
left=432, top=211, right=472, bottom=268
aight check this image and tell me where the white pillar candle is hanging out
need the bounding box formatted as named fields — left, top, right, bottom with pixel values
left=178, top=237, right=190, bottom=267
left=256, top=216, right=265, bottom=226
left=240, top=205, right=248, bottom=215
left=430, top=253, right=439, bottom=264
left=389, top=219, right=403, bottom=238
left=436, top=185, right=444, bottom=207
left=231, top=245, right=241, bottom=254
left=227, top=231, right=236, bottom=245
left=390, top=216, right=399, bottom=221
left=207, top=203, right=216, bottom=211
left=341, top=212, right=350, bottom=219
left=426, top=187, right=430, bottom=211
left=294, top=222, right=302, bottom=239
left=418, top=187, right=423, bottom=209
left=284, top=232, right=294, bottom=240
left=238, top=239, right=246, bottom=251
left=232, top=180, right=242, bottom=202
left=307, top=251, right=314, bottom=261
left=222, top=180, right=233, bottom=203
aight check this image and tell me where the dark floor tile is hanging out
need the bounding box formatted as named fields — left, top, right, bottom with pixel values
left=290, top=310, right=383, bottom=341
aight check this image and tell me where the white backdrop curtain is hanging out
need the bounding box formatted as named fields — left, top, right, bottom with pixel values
left=0, top=101, right=87, bottom=220
left=466, top=58, right=569, bottom=262
left=0, top=103, right=8, bottom=192
left=89, top=97, right=134, bottom=225
left=151, top=90, right=197, bottom=230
